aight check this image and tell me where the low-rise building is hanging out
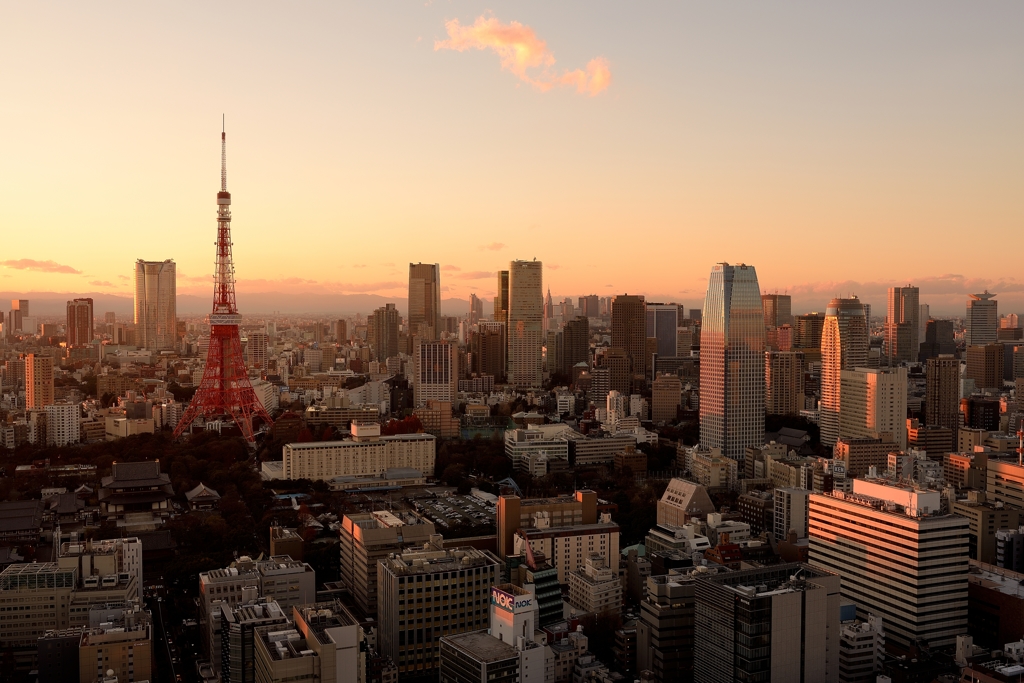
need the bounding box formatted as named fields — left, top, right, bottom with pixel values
left=282, top=423, right=435, bottom=481
left=568, top=554, right=622, bottom=617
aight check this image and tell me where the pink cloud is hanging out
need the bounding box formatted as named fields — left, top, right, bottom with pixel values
left=89, top=280, right=114, bottom=287
left=480, top=242, right=506, bottom=251
left=0, top=259, right=81, bottom=274
left=441, top=264, right=462, bottom=272
left=435, top=16, right=610, bottom=96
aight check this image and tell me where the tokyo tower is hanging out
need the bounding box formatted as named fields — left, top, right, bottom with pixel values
left=173, top=124, right=273, bottom=442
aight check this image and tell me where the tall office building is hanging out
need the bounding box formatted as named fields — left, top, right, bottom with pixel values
left=885, top=285, right=919, bottom=363
left=918, top=319, right=956, bottom=361
left=699, top=263, right=765, bottom=460
left=761, top=293, right=793, bottom=328
left=377, top=544, right=500, bottom=679
left=369, top=303, right=400, bottom=361
left=26, top=353, right=54, bottom=410
left=919, top=303, right=930, bottom=344
left=66, top=297, right=94, bottom=347
left=469, top=293, right=483, bottom=324
left=839, top=367, right=908, bottom=450
left=472, top=321, right=506, bottom=381
left=414, top=340, right=458, bottom=407
left=809, top=479, right=969, bottom=651
left=794, top=312, right=825, bottom=350
left=495, top=270, right=510, bottom=326
left=966, top=291, right=999, bottom=346
left=134, top=259, right=177, bottom=351
left=561, top=316, right=590, bottom=377
left=247, top=331, right=269, bottom=371
left=408, top=263, right=441, bottom=340
left=646, top=303, right=680, bottom=359
left=965, top=344, right=1004, bottom=392
left=612, top=295, right=648, bottom=381
left=333, top=319, right=347, bottom=342
left=765, top=350, right=805, bottom=416
left=694, top=563, right=841, bottom=683
left=7, top=299, right=29, bottom=335
left=579, top=294, right=600, bottom=318
left=820, top=297, right=868, bottom=448
left=926, top=355, right=960, bottom=429
left=507, top=260, right=543, bottom=388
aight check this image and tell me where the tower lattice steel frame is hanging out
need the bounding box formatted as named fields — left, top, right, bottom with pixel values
left=174, top=124, right=273, bottom=442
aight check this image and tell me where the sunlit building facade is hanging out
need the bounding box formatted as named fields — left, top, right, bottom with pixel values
left=699, top=263, right=765, bottom=461
left=820, top=297, right=868, bottom=448
left=134, top=259, right=177, bottom=351
left=507, top=260, right=543, bottom=388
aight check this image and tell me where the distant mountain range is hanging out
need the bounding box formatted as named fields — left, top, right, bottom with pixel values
left=0, top=291, right=486, bottom=319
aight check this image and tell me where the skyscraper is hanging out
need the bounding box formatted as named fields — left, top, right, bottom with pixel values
left=794, top=312, right=825, bottom=350
left=761, top=293, right=793, bottom=328
left=820, top=297, right=868, bottom=448
left=561, top=316, right=590, bottom=377
left=469, top=293, right=483, bottom=325
left=966, top=291, right=999, bottom=346
left=646, top=303, right=680, bottom=359
left=66, top=297, right=94, bottom=347
left=926, top=355, right=960, bottom=429
left=885, top=285, right=920, bottom=363
left=612, top=295, right=648, bottom=383
left=495, top=270, right=510, bottom=325
left=472, top=321, right=506, bottom=381
left=134, top=259, right=177, bottom=351
left=699, top=263, right=766, bottom=460
left=408, top=263, right=441, bottom=340
left=507, top=260, right=543, bottom=388
left=765, top=350, right=805, bottom=416
left=918, top=319, right=956, bottom=361
left=368, top=303, right=400, bottom=361
left=7, top=299, right=29, bottom=334
left=965, top=344, right=1004, bottom=392
left=26, top=353, right=54, bottom=410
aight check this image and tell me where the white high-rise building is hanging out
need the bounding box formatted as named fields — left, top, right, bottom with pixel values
left=839, top=366, right=909, bottom=449
left=699, top=263, right=765, bottom=460
left=820, top=297, right=868, bottom=448
left=507, top=260, right=543, bottom=388
left=774, top=487, right=809, bottom=541
left=809, top=479, right=968, bottom=651
left=414, top=340, right=458, bottom=407
left=966, top=291, right=998, bottom=346
left=134, top=259, right=177, bottom=351
left=45, top=402, right=80, bottom=447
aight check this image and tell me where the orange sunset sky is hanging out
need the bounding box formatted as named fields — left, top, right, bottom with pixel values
left=1, top=2, right=1021, bottom=315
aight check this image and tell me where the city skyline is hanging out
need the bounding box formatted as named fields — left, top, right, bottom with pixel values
left=1, top=3, right=1022, bottom=315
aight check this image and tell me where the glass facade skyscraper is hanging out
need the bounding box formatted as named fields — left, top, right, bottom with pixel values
left=820, top=297, right=868, bottom=447
left=507, top=260, right=543, bottom=388
left=699, top=263, right=765, bottom=460
left=408, top=262, right=441, bottom=340
left=134, top=259, right=177, bottom=351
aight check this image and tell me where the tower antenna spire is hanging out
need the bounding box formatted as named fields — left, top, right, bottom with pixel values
left=221, top=115, right=227, bottom=192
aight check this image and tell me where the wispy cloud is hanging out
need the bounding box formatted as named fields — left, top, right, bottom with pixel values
left=548, top=264, right=561, bottom=270
left=436, top=16, right=611, bottom=96
left=89, top=280, right=114, bottom=287
left=441, top=264, right=462, bottom=272
left=480, top=242, right=505, bottom=251
left=117, top=275, right=129, bottom=281
left=0, top=259, right=81, bottom=274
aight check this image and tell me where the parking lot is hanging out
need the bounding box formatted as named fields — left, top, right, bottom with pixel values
left=411, top=494, right=496, bottom=529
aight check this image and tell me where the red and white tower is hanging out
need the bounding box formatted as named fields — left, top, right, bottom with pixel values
left=174, top=125, right=273, bottom=442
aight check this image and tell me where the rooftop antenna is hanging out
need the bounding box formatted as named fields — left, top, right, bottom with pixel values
left=1017, top=419, right=1023, bottom=467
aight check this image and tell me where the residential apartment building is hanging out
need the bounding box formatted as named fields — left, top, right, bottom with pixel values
left=765, top=350, right=805, bottom=416
left=568, top=554, right=622, bottom=617
left=839, top=367, right=908, bottom=449
left=281, top=423, right=435, bottom=481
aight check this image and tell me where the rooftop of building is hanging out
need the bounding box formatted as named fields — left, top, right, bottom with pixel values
left=701, top=563, right=835, bottom=596
left=383, top=547, right=497, bottom=575
left=969, top=561, right=1024, bottom=599
left=260, top=627, right=314, bottom=661
left=517, top=522, right=620, bottom=538
left=443, top=630, right=520, bottom=663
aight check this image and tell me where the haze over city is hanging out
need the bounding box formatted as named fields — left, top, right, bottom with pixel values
left=2, top=2, right=1022, bottom=315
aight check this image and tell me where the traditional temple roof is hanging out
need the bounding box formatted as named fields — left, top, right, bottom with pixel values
left=185, top=483, right=221, bottom=503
